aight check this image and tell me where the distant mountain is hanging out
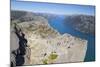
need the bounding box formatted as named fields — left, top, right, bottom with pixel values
left=11, top=10, right=27, bottom=20
left=11, top=10, right=95, bottom=35
left=11, top=10, right=59, bottom=22
left=64, top=15, right=95, bottom=35
left=11, top=10, right=37, bottom=22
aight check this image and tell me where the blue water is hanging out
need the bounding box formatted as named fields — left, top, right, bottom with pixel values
left=48, top=16, right=95, bottom=61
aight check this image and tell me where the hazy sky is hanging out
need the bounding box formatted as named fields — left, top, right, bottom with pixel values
left=11, top=0, right=95, bottom=15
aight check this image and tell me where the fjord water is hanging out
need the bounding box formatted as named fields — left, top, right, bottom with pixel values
left=48, top=15, right=95, bottom=62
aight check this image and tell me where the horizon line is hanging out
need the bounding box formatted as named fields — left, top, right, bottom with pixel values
left=11, top=9, right=95, bottom=16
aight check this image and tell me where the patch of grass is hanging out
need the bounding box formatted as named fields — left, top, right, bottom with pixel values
left=48, top=53, right=58, bottom=60
left=43, top=59, right=48, bottom=64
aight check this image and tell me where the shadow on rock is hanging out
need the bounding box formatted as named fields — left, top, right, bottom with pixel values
left=11, top=23, right=28, bottom=66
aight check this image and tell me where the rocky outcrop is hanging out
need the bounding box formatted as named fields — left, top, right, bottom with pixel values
left=64, top=15, right=95, bottom=35
left=14, top=16, right=87, bottom=65
left=11, top=11, right=87, bottom=65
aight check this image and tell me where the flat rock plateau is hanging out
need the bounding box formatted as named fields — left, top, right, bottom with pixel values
left=10, top=10, right=87, bottom=65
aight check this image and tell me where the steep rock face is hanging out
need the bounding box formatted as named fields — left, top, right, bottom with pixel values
left=15, top=16, right=87, bottom=65
left=64, top=15, right=95, bottom=35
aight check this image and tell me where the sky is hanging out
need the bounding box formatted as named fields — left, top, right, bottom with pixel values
left=11, top=0, right=95, bottom=15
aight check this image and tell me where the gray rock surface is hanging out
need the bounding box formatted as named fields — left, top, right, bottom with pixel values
left=64, top=15, right=95, bottom=35
left=10, top=10, right=88, bottom=66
